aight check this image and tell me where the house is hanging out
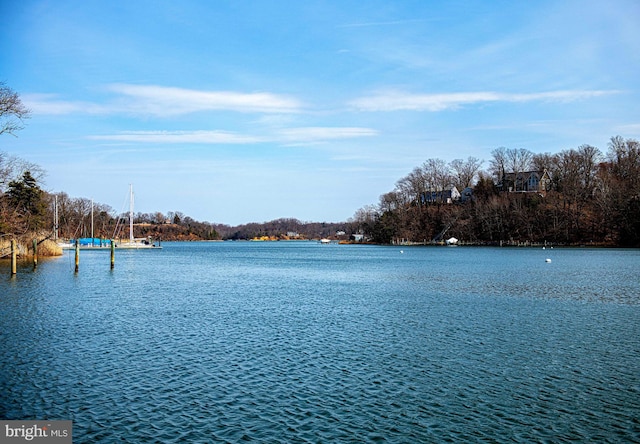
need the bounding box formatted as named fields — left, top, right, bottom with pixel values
left=420, top=186, right=461, bottom=204
left=499, top=170, right=551, bottom=194
left=460, top=187, right=474, bottom=202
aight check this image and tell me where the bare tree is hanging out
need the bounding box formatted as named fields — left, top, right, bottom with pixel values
left=531, top=152, right=554, bottom=172
left=489, top=147, right=508, bottom=185
left=450, top=156, right=483, bottom=190
left=0, top=151, right=46, bottom=192
left=393, top=175, right=413, bottom=207
left=506, top=148, right=533, bottom=191
left=351, top=204, right=379, bottom=231
left=532, top=152, right=558, bottom=190
left=556, top=144, right=601, bottom=198
left=0, top=82, right=30, bottom=137
left=422, top=158, right=452, bottom=191
left=608, top=135, right=640, bottom=191
left=379, top=191, right=403, bottom=213
left=153, top=212, right=166, bottom=224
left=576, top=144, right=601, bottom=199
left=604, top=136, right=640, bottom=245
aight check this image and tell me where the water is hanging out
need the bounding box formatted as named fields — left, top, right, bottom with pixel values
left=1, top=242, right=639, bottom=442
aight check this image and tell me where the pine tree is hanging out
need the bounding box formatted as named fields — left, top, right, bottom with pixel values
left=6, top=171, right=46, bottom=232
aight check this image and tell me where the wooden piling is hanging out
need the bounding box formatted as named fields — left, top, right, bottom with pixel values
left=75, top=241, right=80, bottom=273
left=33, top=238, right=38, bottom=268
left=110, top=240, right=115, bottom=269
left=11, top=239, right=17, bottom=275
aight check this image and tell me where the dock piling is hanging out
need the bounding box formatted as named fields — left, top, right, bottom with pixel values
left=75, top=241, right=79, bottom=273
left=11, top=239, right=17, bottom=276
left=110, top=240, right=115, bottom=269
left=33, top=238, right=38, bottom=268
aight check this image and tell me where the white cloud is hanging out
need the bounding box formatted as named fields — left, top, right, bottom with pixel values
left=89, top=127, right=379, bottom=145
left=276, top=127, right=379, bottom=143
left=108, top=84, right=303, bottom=116
left=23, top=94, right=107, bottom=115
left=24, top=85, right=304, bottom=116
left=89, top=131, right=263, bottom=144
left=90, top=130, right=263, bottom=144
left=349, top=90, right=619, bottom=112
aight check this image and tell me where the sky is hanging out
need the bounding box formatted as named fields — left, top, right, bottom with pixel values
left=1, top=0, right=639, bottom=225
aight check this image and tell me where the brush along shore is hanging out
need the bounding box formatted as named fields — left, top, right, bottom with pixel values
left=0, top=234, right=63, bottom=259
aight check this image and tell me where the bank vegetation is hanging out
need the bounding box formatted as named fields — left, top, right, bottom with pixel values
left=350, top=136, right=640, bottom=247
left=2, top=136, right=639, bottom=257
left=0, top=151, right=349, bottom=257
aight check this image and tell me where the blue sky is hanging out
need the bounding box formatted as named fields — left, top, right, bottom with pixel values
left=1, top=0, right=639, bottom=225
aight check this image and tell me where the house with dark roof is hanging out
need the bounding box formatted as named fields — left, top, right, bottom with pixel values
left=460, top=187, right=474, bottom=202
left=420, top=186, right=461, bottom=204
left=499, top=170, right=551, bottom=194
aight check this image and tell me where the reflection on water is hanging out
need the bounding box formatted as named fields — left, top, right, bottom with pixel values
left=1, top=243, right=639, bottom=442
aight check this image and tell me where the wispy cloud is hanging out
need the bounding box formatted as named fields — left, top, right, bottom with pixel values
left=349, top=90, right=620, bottom=112
left=276, top=127, right=379, bottom=144
left=23, top=94, right=108, bottom=115
left=24, top=84, right=304, bottom=116
left=89, top=127, right=379, bottom=145
left=108, top=84, right=303, bottom=116
left=89, top=130, right=264, bottom=144
left=614, top=123, right=640, bottom=135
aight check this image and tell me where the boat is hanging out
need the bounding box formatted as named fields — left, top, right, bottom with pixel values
left=72, top=238, right=113, bottom=250
left=113, top=184, right=161, bottom=249
left=319, top=238, right=331, bottom=244
left=58, top=185, right=161, bottom=250
left=56, top=241, right=74, bottom=250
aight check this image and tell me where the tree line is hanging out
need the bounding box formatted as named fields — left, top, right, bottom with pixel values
left=2, top=136, right=639, bottom=246
left=350, top=136, right=640, bottom=247
left=0, top=153, right=350, bottom=242
left=2, top=83, right=638, bottom=246
left=1, top=83, right=349, bottom=243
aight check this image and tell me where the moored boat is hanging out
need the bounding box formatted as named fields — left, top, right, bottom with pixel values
left=58, top=185, right=161, bottom=250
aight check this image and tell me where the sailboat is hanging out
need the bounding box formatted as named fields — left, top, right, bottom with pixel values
left=56, top=197, right=110, bottom=249
left=58, top=185, right=161, bottom=250
left=114, top=184, right=162, bottom=249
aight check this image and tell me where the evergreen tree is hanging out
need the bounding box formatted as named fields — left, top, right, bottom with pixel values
left=6, top=171, right=46, bottom=232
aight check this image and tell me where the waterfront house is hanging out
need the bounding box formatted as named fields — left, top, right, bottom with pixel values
left=460, top=187, right=474, bottom=202
left=420, top=186, right=461, bottom=204
left=499, top=170, right=551, bottom=194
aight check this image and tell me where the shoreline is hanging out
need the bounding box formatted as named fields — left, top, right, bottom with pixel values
left=0, top=236, right=62, bottom=259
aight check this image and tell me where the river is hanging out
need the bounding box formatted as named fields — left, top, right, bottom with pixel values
left=1, top=242, right=639, bottom=442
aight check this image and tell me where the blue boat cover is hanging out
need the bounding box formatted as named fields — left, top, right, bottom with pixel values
left=75, top=238, right=112, bottom=246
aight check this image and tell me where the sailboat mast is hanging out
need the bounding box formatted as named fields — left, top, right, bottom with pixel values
left=91, top=199, right=94, bottom=241
left=54, top=195, right=59, bottom=240
left=129, top=184, right=134, bottom=243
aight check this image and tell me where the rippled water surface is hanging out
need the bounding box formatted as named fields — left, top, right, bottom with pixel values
left=1, top=243, right=639, bottom=442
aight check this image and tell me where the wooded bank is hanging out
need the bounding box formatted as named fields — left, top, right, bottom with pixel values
left=2, top=136, right=639, bottom=250
left=351, top=136, right=640, bottom=247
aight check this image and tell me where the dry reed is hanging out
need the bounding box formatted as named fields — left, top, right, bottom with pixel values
left=0, top=236, right=63, bottom=258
